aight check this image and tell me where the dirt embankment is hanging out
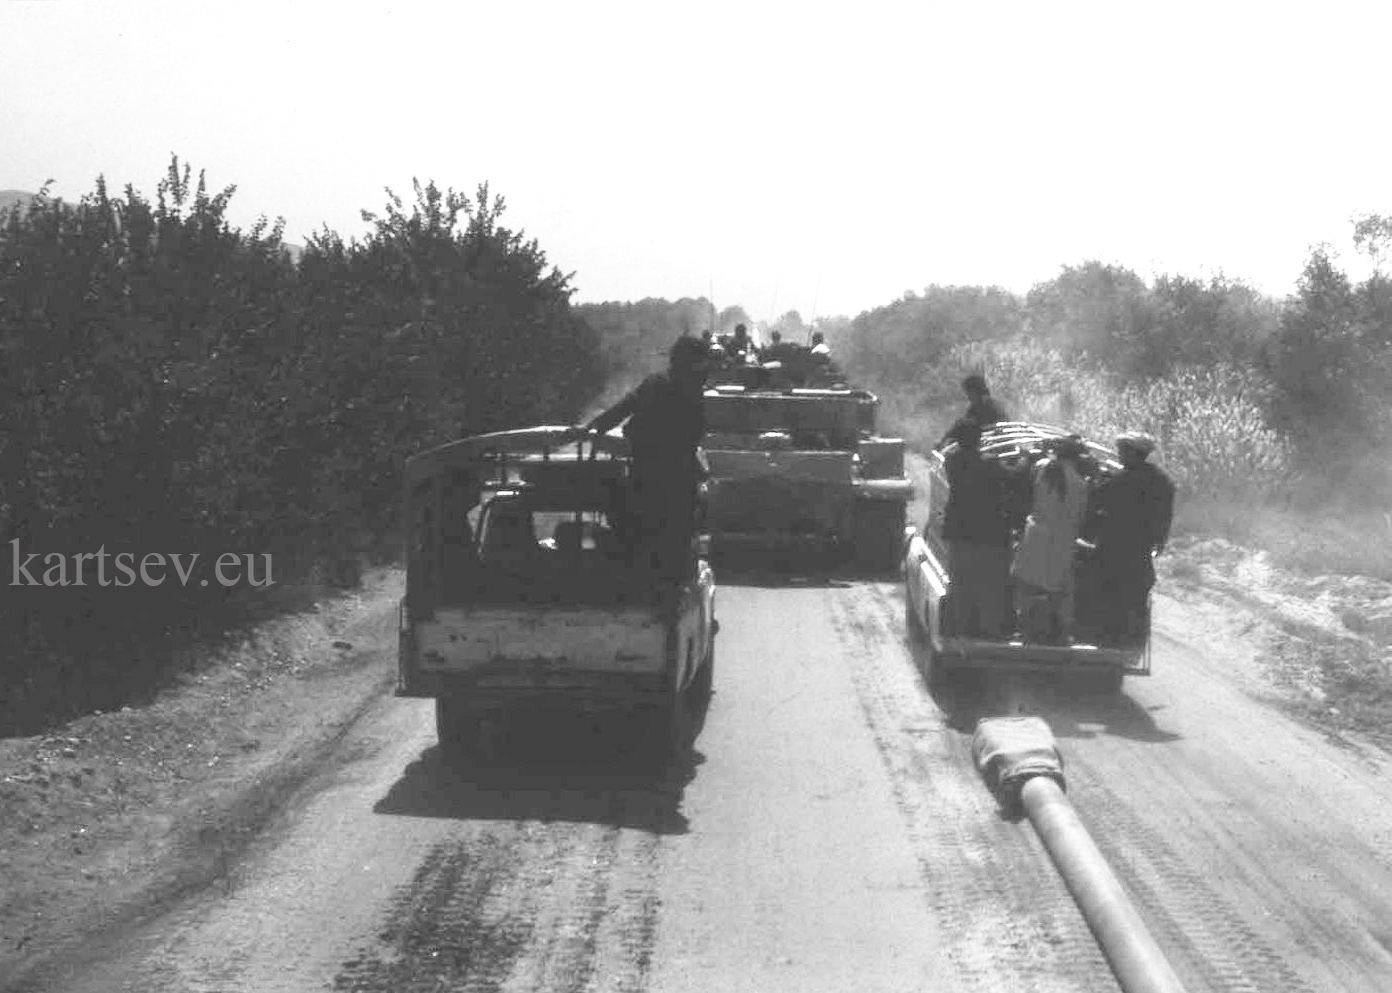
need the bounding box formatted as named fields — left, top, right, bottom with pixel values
left=0, top=569, right=404, bottom=986
left=1157, top=538, right=1392, bottom=749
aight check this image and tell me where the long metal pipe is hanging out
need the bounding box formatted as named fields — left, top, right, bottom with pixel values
left=1021, top=775, right=1188, bottom=993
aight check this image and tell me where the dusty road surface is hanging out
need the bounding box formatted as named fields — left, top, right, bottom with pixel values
left=15, top=576, right=1392, bottom=993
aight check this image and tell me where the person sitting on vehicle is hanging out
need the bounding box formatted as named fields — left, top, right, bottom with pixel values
left=809, top=330, right=831, bottom=357
left=569, top=335, right=711, bottom=584
left=936, top=374, right=1009, bottom=451
left=1011, top=434, right=1090, bottom=644
left=941, top=418, right=1016, bottom=639
left=703, top=329, right=727, bottom=360
left=724, top=323, right=757, bottom=364
left=762, top=329, right=796, bottom=363
left=1082, top=432, right=1175, bottom=645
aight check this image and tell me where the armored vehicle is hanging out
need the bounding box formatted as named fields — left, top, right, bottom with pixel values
left=701, top=362, right=913, bottom=572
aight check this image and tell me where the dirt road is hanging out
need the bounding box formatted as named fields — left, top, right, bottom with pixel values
left=18, top=577, right=1392, bottom=993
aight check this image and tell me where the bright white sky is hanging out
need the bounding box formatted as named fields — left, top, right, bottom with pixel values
left=3, top=1, right=1389, bottom=321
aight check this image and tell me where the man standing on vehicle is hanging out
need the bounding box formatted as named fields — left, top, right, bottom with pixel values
left=936, top=374, right=1009, bottom=451
left=941, top=419, right=1016, bottom=638
left=724, top=323, right=756, bottom=364
left=572, top=335, right=711, bottom=584
left=1012, top=434, right=1091, bottom=643
left=1084, top=432, right=1175, bottom=645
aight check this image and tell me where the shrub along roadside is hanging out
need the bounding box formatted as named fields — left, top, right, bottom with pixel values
left=0, top=159, right=601, bottom=733
left=871, top=336, right=1392, bottom=583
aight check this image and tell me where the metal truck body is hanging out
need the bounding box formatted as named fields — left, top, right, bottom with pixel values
left=398, top=426, right=717, bottom=755
left=903, top=422, right=1152, bottom=692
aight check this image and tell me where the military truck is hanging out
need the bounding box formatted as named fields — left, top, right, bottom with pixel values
left=701, top=362, right=913, bottom=572
left=397, top=427, right=717, bottom=758
left=903, top=422, right=1153, bottom=693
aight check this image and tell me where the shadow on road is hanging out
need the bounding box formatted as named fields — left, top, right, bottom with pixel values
left=910, top=640, right=1181, bottom=745
left=373, top=710, right=702, bottom=834
left=712, top=550, right=887, bottom=589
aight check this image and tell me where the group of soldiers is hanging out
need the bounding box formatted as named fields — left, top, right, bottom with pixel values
left=700, top=323, right=832, bottom=368
left=568, top=325, right=842, bottom=582
left=699, top=324, right=837, bottom=391
left=937, top=376, right=1175, bottom=647
left=564, top=338, right=1176, bottom=641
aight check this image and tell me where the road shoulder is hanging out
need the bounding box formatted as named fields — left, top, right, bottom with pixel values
left=0, top=569, right=404, bottom=988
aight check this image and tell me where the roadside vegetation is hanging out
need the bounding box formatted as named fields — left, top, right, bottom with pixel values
left=834, top=235, right=1392, bottom=581
left=831, top=237, right=1392, bottom=745
left=4, top=153, right=1389, bottom=737
left=0, top=158, right=602, bottom=733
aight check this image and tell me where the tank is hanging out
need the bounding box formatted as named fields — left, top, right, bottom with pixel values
left=701, top=362, right=912, bottom=572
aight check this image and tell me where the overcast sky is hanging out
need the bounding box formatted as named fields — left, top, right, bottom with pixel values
left=4, top=1, right=1389, bottom=321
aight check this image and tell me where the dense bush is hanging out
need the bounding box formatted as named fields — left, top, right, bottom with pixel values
left=840, top=232, right=1392, bottom=560
left=915, top=338, right=1294, bottom=502
left=838, top=284, right=1024, bottom=393
left=575, top=296, right=720, bottom=406
left=0, top=159, right=599, bottom=726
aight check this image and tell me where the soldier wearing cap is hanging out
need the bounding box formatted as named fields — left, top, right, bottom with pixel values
left=570, top=335, right=712, bottom=582
left=940, top=418, right=1017, bottom=638
left=724, top=323, right=757, bottom=364
left=936, top=374, right=1009, bottom=451
left=1083, top=432, right=1175, bottom=644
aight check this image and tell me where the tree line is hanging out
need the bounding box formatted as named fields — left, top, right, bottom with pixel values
left=837, top=236, right=1392, bottom=489
left=0, top=158, right=601, bottom=728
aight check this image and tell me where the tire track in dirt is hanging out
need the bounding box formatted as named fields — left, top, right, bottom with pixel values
left=332, top=780, right=667, bottom=993
left=1069, top=773, right=1316, bottom=993
left=831, top=583, right=1115, bottom=993
left=332, top=824, right=537, bottom=992
left=580, top=828, right=663, bottom=993
left=498, top=822, right=618, bottom=993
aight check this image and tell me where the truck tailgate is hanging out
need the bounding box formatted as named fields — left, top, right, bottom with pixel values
left=414, top=604, right=668, bottom=676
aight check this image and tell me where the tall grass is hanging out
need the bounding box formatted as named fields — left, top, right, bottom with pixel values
left=866, top=337, right=1392, bottom=579
left=874, top=337, right=1296, bottom=502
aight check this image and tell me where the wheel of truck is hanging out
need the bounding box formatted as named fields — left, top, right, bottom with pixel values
left=650, top=668, right=698, bottom=760
left=691, top=640, right=714, bottom=711
left=905, top=592, right=925, bottom=645
left=1091, top=667, right=1125, bottom=695
left=905, top=593, right=945, bottom=686
left=437, top=697, right=504, bottom=762
left=647, top=700, right=689, bottom=760
left=854, top=501, right=906, bottom=576
left=435, top=695, right=475, bottom=760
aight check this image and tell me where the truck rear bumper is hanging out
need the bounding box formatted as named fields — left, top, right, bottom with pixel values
left=397, top=665, right=670, bottom=710
left=938, top=637, right=1148, bottom=675
left=708, top=529, right=843, bottom=551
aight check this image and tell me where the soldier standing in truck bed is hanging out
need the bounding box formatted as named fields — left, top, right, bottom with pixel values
left=573, top=335, right=711, bottom=583
left=1084, top=432, right=1175, bottom=644
left=941, top=419, right=1015, bottom=638
left=936, top=374, right=1009, bottom=451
